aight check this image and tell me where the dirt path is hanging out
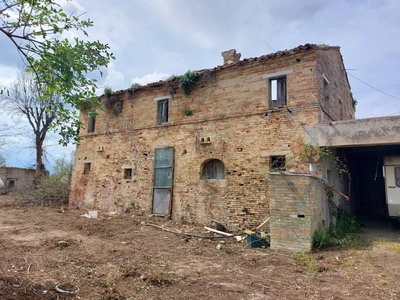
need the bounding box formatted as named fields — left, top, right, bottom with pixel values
left=0, top=196, right=399, bottom=299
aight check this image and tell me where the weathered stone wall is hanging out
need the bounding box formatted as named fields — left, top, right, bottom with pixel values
left=70, top=45, right=353, bottom=231
left=268, top=173, right=328, bottom=252
left=0, top=167, right=48, bottom=189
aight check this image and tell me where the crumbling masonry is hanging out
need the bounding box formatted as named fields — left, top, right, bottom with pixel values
left=70, top=44, right=354, bottom=251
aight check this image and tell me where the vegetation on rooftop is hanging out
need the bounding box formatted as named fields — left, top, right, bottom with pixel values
left=179, top=70, right=200, bottom=96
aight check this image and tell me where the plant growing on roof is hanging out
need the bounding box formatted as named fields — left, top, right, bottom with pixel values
left=102, top=87, right=119, bottom=110
left=352, top=98, right=358, bottom=109
left=179, top=70, right=200, bottom=96
left=104, top=87, right=113, bottom=98
left=131, top=83, right=141, bottom=89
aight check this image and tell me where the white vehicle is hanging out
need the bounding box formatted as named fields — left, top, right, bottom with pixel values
left=383, top=156, right=400, bottom=221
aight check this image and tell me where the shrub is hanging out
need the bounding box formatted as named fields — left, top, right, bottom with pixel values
left=35, top=178, right=70, bottom=206
left=179, top=70, right=200, bottom=96
left=313, top=207, right=360, bottom=249
left=104, top=86, right=113, bottom=98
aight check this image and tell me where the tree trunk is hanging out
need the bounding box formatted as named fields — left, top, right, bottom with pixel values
left=34, top=139, right=44, bottom=183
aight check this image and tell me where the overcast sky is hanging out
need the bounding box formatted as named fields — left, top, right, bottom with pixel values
left=1, top=0, right=399, bottom=171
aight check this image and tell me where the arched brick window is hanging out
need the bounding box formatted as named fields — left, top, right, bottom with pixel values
left=202, top=159, right=225, bottom=179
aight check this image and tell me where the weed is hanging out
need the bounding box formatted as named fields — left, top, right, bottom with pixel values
left=148, top=273, right=179, bottom=286
left=340, top=257, right=356, bottom=268
left=151, top=262, right=164, bottom=268
left=313, top=206, right=360, bottom=249
left=179, top=70, right=200, bottom=96
left=296, top=252, right=319, bottom=273
left=298, top=142, right=321, bottom=164
left=104, top=86, right=112, bottom=98
left=184, top=108, right=193, bottom=116
left=196, top=248, right=207, bottom=255
left=131, top=82, right=141, bottom=89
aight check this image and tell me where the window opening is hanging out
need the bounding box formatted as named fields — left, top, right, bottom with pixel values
left=88, top=116, right=95, bottom=133
left=83, top=163, right=91, bottom=174
left=323, top=78, right=329, bottom=103
left=202, top=159, right=225, bottom=179
left=339, top=98, right=343, bottom=120
left=269, top=76, right=286, bottom=108
left=124, top=168, right=132, bottom=179
left=270, top=156, right=286, bottom=171
left=7, top=179, right=16, bottom=189
left=395, top=167, right=400, bottom=188
left=157, top=99, right=169, bottom=124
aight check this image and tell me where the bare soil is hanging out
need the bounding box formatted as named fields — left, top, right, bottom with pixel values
left=0, top=194, right=400, bottom=300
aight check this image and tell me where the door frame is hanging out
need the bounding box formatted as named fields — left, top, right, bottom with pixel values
left=151, top=147, right=174, bottom=216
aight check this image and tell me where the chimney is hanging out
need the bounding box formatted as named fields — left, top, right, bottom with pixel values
left=221, top=49, right=241, bottom=65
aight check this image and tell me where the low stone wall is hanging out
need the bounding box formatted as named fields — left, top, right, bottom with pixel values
left=268, top=173, right=328, bottom=252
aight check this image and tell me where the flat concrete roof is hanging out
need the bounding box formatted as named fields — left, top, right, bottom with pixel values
left=304, top=115, right=400, bottom=147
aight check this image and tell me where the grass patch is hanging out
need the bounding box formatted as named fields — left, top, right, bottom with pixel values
left=296, top=252, right=320, bottom=273
left=372, top=241, right=400, bottom=253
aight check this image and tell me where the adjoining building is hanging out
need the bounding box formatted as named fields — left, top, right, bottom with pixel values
left=0, top=167, right=49, bottom=190
left=70, top=44, right=356, bottom=251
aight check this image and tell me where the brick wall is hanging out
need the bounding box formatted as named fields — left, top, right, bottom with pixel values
left=70, top=44, right=353, bottom=233
left=268, top=173, right=328, bottom=252
left=316, top=46, right=355, bottom=122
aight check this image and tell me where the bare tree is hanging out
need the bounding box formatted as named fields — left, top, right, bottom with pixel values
left=3, top=70, right=61, bottom=181
left=0, top=111, right=20, bottom=161
left=0, top=153, right=5, bottom=167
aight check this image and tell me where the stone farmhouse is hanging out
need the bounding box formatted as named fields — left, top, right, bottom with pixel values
left=70, top=44, right=356, bottom=251
left=0, top=167, right=49, bottom=190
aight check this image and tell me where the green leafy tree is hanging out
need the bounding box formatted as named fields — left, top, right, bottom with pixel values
left=0, top=0, right=115, bottom=145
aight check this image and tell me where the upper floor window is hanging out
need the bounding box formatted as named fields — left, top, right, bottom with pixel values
left=269, top=76, right=286, bottom=108
left=323, top=78, right=329, bottom=103
left=83, top=162, right=91, bottom=174
left=124, top=168, right=132, bottom=180
left=202, top=159, right=225, bottom=179
left=88, top=116, right=95, bottom=133
left=157, top=99, right=169, bottom=124
left=262, top=70, right=292, bottom=109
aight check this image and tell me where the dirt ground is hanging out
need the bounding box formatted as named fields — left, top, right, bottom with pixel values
left=0, top=194, right=399, bottom=300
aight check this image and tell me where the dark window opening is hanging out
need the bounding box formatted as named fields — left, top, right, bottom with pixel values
left=7, top=179, right=16, bottom=189
left=157, top=99, right=169, bottom=124
left=83, top=163, right=91, bottom=174
left=202, top=159, right=225, bottom=179
left=395, top=167, right=400, bottom=187
left=124, top=168, right=132, bottom=179
left=88, top=116, right=95, bottom=133
left=269, top=76, right=286, bottom=108
left=270, top=156, right=286, bottom=171
left=339, top=99, right=343, bottom=120
left=323, top=78, right=329, bottom=103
